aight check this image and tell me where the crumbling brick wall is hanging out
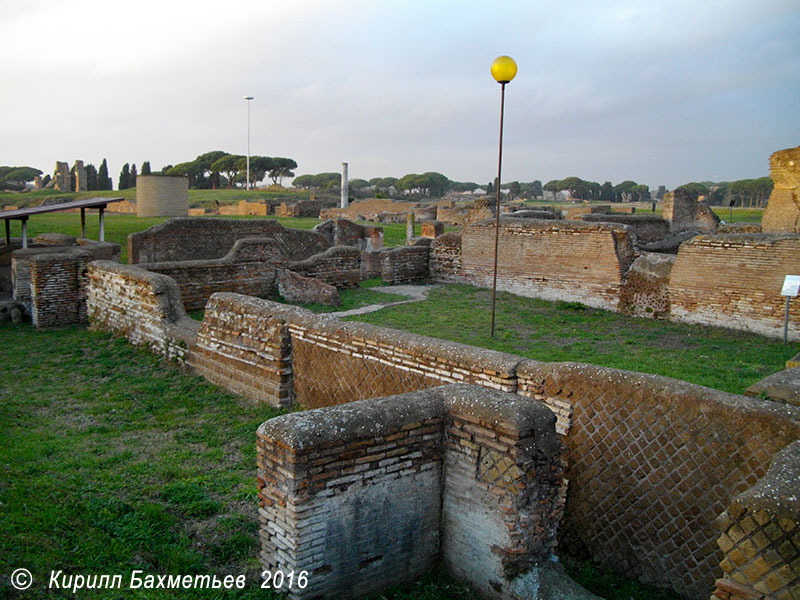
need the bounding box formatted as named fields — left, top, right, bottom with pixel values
left=128, top=217, right=328, bottom=264
left=619, top=252, right=675, bottom=318
left=312, top=219, right=383, bottom=251
left=86, top=261, right=199, bottom=362
left=456, top=218, right=636, bottom=311
left=577, top=214, right=670, bottom=244
left=669, top=234, right=800, bottom=340
left=430, top=232, right=464, bottom=283
left=257, top=384, right=564, bottom=600
left=139, top=238, right=285, bottom=311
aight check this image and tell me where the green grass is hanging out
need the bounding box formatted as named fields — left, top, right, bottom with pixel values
left=345, top=284, right=796, bottom=395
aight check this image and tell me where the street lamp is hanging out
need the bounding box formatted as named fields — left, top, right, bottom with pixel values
left=489, top=55, right=517, bottom=338
left=244, top=96, right=254, bottom=190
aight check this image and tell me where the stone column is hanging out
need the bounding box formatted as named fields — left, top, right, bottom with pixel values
left=73, top=160, right=87, bottom=192
left=54, top=161, right=70, bottom=191
left=340, top=162, right=348, bottom=209
left=405, top=212, right=415, bottom=245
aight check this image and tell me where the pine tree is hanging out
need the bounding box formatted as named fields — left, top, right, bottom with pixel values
left=85, top=164, right=98, bottom=191
left=130, top=164, right=137, bottom=188
left=98, top=159, right=111, bottom=190
left=141, top=161, right=151, bottom=175
left=119, top=163, right=130, bottom=190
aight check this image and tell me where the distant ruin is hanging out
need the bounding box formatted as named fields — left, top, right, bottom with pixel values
left=762, top=145, right=800, bottom=232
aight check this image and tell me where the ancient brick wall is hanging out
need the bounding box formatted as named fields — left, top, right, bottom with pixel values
left=139, top=238, right=284, bottom=311
left=274, top=200, right=320, bottom=217
left=578, top=214, right=670, bottom=244
left=288, top=246, right=361, bottom=288
left=136, top=175, right=189, bottom=217
left=669, top=234, right=800, bottom=340
left=516, top=361, right=800, bottom=599
left=430, top=232, right=465, bottom=283
left=421, top=220, right=444, bottom=239
left=29, top=250, right=91, bottom=328
left=0, top=240, right=22, bottom=299
left=380, top=246, right=430, bottom=284
left=312, top=219, right=383, bottom=251
left=456, top=218, right=635, bottom=311
left=192, top=293, right=520, bottom=408
left=712, top=441, right=800, bottom=599
left=188, top=294, right=293, bottom=407
left=86, top=261, right=198, bottom=362
left=319, top=198, right=418, bottom=221
left=128, top=218, right=328, bottom=264
left=359, top=250, right=382, bottom=280
left=257, top=384, right=564, bottom=600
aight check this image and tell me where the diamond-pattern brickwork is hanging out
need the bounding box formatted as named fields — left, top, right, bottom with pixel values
left=516, top=361, right=800, bottom=599
left=712, top=441, right=800, bottom=600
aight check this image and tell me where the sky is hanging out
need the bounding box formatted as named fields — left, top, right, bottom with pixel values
left=1, top=0, right=798, bottom=190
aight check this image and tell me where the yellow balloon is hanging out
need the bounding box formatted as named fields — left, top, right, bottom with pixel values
left=491, top=55, right=517, bottom=83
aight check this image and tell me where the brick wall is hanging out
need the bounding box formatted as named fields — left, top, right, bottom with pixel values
left=86, top=261, right=199, bottom=362
left=136, top=175, right=189, bottom=217
left=456, top=218, right=635, bottom=311
left=312, top=219, right=383, bottom=251
left=515, top=361, right=800, bottom=599
left=577, top=214, right=670, bottom=244
left=712, top=441, right=800, bottom=599
left=29, top=250, right=91, bottom=328
left=128, top=217, right=328, bottom=264
left=319, top=198, right=418, bottom=221
left=0, top=240, right=23, bottom=299
left=139, top=238, right=285, bottom=311
left=12, top=241, right=120, bottom=319
left=288, top=246, right=361, bottom=288
left=188, top=294, right=293, bottom=407
left=380, top=245, right=430, bottom=284
left=257, top=384, right=564, bottom=599
left=430, top=232, right=463, bottom=283
left=669, top=234, right=800, bottom=340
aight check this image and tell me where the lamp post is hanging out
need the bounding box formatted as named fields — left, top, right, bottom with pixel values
left=489, top=55, right=517, bottom=338
left=244, top=95, right=254, bottom=190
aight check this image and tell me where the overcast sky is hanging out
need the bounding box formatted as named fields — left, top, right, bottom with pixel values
left=1, top=0, right=798, bottom=190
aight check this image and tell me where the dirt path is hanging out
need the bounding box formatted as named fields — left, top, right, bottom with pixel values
left=330, top=284, right=440, bottom=317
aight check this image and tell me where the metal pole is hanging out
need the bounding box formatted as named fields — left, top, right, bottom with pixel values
left=4, top=219, right=9, bottom=246
left=490, top=82, right=506, bottom=338
left=80, top=207, right=86, bottom=238
left=245, top=96, right=253, bottom=190
left=21, top=218, right=28, bottom=249
left=785, top=296, right=791, bottom=346
left=99, top=207, right=105, bottom=242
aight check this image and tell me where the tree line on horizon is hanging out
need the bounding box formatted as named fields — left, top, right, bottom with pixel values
left=163, top=151, right=297, bottom=190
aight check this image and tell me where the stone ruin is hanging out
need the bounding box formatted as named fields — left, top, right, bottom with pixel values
left=662, top=187, right=720, bottom=232
left=54, top=161, right=70, bottom=191
left=762, top=145, right=800, bottom=233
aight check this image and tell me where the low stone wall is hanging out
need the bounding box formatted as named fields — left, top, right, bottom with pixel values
left=86, top=261, right=199, bottom=362
left=128, top=218, right=329, bottom=264
left=380, top=245, right=430, bottom=284
left=712, top=441, right=800, bottom=599
left=288, top=246, right=361, bottom=289
left=274, top=200, right=320, bottom=218
left=669, top=234, right=800, bottom=340
left=257, top=384, right=564, bottom=600
left=577, top=214, right=670, bottom=244
left=0, top=239, right=23, bottom=299
left=452, top=218, right=635, bottom=311
left=320, top=198, right=418, bottom=222
left=516, top=362, right=800, bottom=599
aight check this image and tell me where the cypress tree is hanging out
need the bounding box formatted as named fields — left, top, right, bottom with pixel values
left=119, top=163, right=130, bottom=190
left=98, top=159, right=111, bottom=190
left=130, top=164, right=137, bottom=188
left=141, top=161, right=151, bottom=175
